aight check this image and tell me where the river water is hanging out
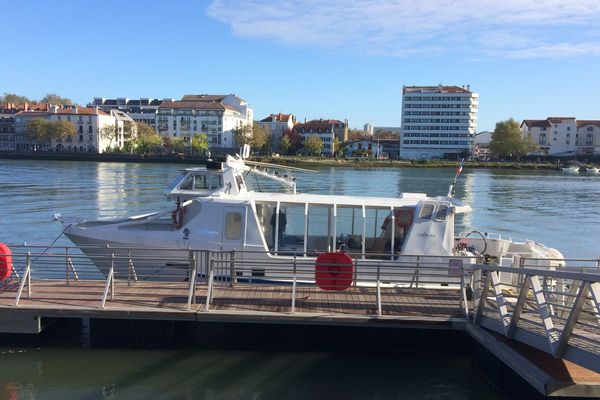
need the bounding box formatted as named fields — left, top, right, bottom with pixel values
left=1, top=159, right=599, bottom=399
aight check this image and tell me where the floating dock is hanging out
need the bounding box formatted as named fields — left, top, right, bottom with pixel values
left=1, top=245, right=600, bottom=399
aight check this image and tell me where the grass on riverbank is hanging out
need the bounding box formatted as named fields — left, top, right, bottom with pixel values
left=254, top=156, right=563, bottom=170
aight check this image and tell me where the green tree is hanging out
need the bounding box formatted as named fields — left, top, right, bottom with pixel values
left=172, top=137, right=187, bottom=153
left=40, top=93, right=72, bottom=106
left=25, top=119, right=49, bottom=141
left=280, top=135, right=292, bottom=155
left=303, top=135, right=323, bottom=156
left=191, top=133, right=208, bottom=155
left=232, top=124, right=253, bottom=148
left=490, top=118, right=536, bottom=159
left=1, top=93, right=33, bottom=104
left=48, top=120, right=76, bottom=140
left=99, top=124, right=118, bottom=150
left=132, top=122, right=161, bottom=153
left=251, top=122, right=271, bottom=152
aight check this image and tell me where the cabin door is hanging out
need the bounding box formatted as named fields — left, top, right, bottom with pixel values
left=221, top=206, right=247, bottom=251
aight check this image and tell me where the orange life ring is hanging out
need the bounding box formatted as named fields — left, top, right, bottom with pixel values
left=315, top=252, right=353, bottom=291
left=0, top=243, right=13, bottom=281
left=172, top=207, right=186, bottom=229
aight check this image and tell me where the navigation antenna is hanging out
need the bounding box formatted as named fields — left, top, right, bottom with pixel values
left=447, top=158, right=464, bottom=198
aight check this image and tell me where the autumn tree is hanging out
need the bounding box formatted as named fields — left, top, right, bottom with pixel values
left=279, top=128, right=301, bottom=155
left=48, top=120, right=76, bottom=140
left=99, top=124, right=119, bottom=150
left=490, top=118, right=536, bottom=159
left=251, top=122, right=271, bottom=152
left=40, top=93, right=73, bottom=106
left=302, top=135, right=323, bottom=156
left=172, top=137, right=186, bottom=153
left=132, top=122, right=161, bottom=153
left=232, top=124, right=253, bottom=148
left=25, top=119, right=48, bottom=141
left=191, top=133, right=209, bottom=155
left=1, top=93, right=34, bottom=104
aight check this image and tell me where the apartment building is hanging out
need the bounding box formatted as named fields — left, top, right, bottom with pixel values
left=90, top=97, right=166, bottom=129
left=293, top=119, right=348, bottom=156
left=521, top=117, right=600, bottom=155
left=156, top=94, right=253, bottom=150
left=258, top=113, right=296, bottom=152
left=401, top=85, right=478, bottom=159
left=13, top=106, right=119, bottom=153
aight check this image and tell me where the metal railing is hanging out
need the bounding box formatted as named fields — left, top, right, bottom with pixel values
left=1, top=244, right=475, bottom=318
left=471, top=263, right=600, bottom=373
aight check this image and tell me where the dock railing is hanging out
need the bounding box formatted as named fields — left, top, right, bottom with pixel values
left=2, top=244, right=600, bottom=372
left=471, top=262, right=600, bottom=373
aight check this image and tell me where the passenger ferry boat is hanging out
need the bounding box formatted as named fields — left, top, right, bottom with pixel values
left=60, top=154, right=564, bottom=282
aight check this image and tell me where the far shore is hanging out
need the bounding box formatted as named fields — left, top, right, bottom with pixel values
left=0, top=151, right=596, bottom=171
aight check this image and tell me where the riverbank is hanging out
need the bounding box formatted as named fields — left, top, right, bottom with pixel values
left=1, top=151, right=593, bottom=171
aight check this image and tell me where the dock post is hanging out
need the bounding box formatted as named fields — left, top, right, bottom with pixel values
left=291, top=254, right=297, bottom=314
left=187, top=250, right=197, bottom=310
left=205, top=256, right=214, bottom=311
left=101, top=254, right=115, bottom=309
left=14, top=252, right=32, bottom=306
left=376, top=263, right=382, bottom=316
left=229, top=251, right=236, bottom=287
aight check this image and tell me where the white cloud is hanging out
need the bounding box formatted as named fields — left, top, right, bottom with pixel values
left=206, top=0, right=600, bottom=59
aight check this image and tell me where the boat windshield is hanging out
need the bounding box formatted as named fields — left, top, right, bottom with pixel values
left=180, top=173, right=223, bottom=191
left=255, top=200, right=417, bottom=259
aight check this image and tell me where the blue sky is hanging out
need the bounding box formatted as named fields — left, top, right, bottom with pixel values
left=1, top=0, right=600, bottom=131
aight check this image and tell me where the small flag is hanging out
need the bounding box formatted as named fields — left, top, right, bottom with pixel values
left=456, top=159, right=464, bottom=176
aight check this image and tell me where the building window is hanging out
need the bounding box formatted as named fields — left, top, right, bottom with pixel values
left=79, top=135, right=83, bottom=142
left=588, top=126, right=594, bottom=132
left=539, top=133, right=546, bottom=145
left=79, top=125, right=83, bottom=134
left=89, top=126, right=92, bottom=134
left=587, top=133, right=594, bottom=145
left=566, top=133, right=570, bottom=145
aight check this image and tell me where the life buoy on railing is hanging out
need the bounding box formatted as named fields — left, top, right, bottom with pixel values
left=171, top=207, right=186, bottom=229
left=0, top=243, right=13, bottom=281
left=315, top=252, right=353, bottom=291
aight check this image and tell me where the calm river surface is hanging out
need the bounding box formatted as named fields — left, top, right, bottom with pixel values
left=1, top=158, right=599, bottom=399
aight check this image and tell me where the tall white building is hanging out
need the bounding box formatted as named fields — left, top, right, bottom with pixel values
left=401, top=85, right=478, bottom=159
left=157, top=94, right=253, bottom=150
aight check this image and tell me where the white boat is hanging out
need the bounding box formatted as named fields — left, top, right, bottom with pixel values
left=587, top=167, right=600, bottom=176
left=60, top=155, right=564, bottom=283
left=562, top=166, right=580, bottom=174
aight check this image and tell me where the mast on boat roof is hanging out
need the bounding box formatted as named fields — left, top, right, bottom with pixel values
left=447, top=158, right=464, bottom=198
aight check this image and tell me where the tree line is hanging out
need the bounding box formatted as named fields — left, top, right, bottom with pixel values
left=1, top=92, right=73, bottom=106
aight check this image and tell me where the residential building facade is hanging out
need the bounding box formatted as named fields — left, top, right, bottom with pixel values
left=156, top=94, right=253, bottom=150
left=14, top=107, right=118, bottom=153
left=258, top=113, right=296, bottom=152
left=473, top=131, right=492, bottom=160
left=401, top=85, right=478, bottom=159
left=345, top=138, right=399, bottom=159
left=293, top=119, right=348, bottom=156
left=521, top=117, right=600, bottom=156
left=90, top=97, right=166, bottom=129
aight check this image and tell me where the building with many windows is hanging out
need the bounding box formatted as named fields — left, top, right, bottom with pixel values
left=521, top=117, right=600, bottom=156
left=90, top=97, right=167, bottom=129
left=293, top=119, right=348, bottom=156
left=13, top=106, right=119, bottom=153
left=401, top=85, right=478, bottom=159
left=258, top=113, right=296, bottom=152
left=156, top=94, right=253, bottom=150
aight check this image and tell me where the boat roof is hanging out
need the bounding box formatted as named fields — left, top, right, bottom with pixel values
left=211, top=191, right=472, bottom=213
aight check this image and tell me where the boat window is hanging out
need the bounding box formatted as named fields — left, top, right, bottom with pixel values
left=419, top=204, right=434, bottom=220
left=336, top=206, right=364, bottom=252
left=208, top=174, right=222, bottom=189
left=435, top=205, right=448, bottom=221
left=225, top=212, right=242, bottom=240
left=365, top=207, right=391, bottom=257
left=166, top=173, right=187, bottom=191
left=307, top=205, right=333, bottom=254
